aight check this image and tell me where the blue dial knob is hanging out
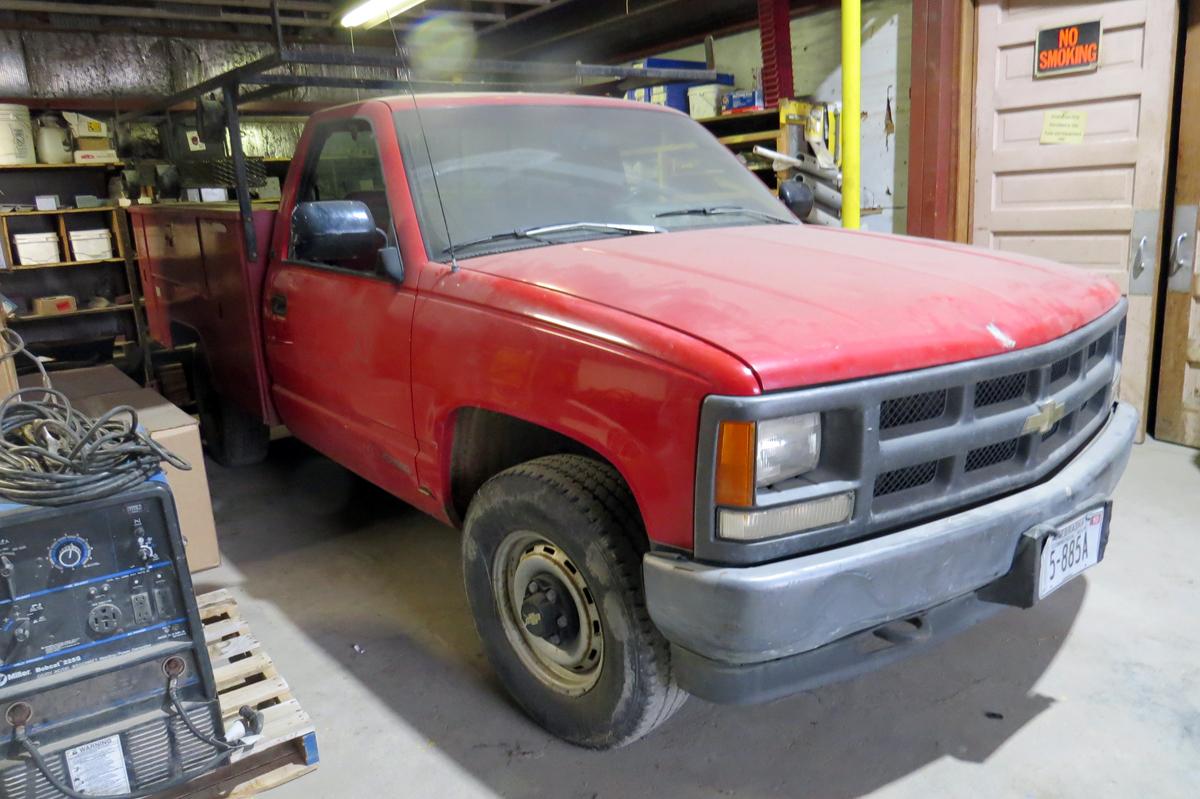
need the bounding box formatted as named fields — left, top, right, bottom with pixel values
left=50, top=536, right=90, bottom=569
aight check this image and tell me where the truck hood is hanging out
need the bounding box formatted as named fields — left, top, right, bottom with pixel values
left=461, top=225, right=1122, bottom=391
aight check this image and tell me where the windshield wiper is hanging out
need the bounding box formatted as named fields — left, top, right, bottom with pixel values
left=654, top=205, right=794, bottom=225
left=443, top=229, right=553, bottom=255
left=523, top=222, right=664, bottom=237
left=444, top=222, right=663, bottom=256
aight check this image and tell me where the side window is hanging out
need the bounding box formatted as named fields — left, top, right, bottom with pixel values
left=294, top=119, right=395, bottom=272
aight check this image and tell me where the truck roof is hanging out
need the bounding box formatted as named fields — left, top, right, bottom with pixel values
left=326, top=91, right=677, bottom=115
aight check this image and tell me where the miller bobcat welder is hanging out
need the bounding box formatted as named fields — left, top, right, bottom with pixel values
left=0, top=329, right=259, bottom=798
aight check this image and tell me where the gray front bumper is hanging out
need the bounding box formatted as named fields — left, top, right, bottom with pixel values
left=644, top=401, right=1138, bottom=673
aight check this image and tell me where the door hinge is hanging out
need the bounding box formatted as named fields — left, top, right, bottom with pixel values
left=1128, top=209, right=1160, bottom=296
left=1167, top=204, right=1198, bottom=294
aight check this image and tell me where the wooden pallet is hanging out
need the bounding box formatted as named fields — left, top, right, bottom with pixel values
left=158, top=589, right=319, bottom=799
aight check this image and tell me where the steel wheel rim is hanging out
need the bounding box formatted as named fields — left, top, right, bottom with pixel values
left=493, top=531, right=604, bottom=695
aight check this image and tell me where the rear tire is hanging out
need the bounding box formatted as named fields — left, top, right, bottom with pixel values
left=195, top=367, right=269, bottom=467
left=462, top=454, right=686, bottom=748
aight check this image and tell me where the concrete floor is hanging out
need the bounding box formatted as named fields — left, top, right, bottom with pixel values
left=196, top=437, right=1200, bottom=799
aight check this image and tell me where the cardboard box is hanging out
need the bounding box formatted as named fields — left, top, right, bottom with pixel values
left=31, top=295, right=77, bottom=316
left=73, top=149, right=119, bottom=164
left=19, top=363, right=139, bottom=396
left=15, top=366, right=220, bottom=571
left=74, top=136, right=112, bottom=151
left=62, top=111, right=109, bottom=138
left=184, top=187, right=228, bottom=202
left=75, top=388, right=221, bottom=572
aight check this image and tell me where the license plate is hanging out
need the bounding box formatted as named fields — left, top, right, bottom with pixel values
left=1038, top=507, right=1104, bottom=599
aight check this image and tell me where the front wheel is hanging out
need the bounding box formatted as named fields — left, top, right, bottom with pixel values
left=462, top=455, right=686, bottom=748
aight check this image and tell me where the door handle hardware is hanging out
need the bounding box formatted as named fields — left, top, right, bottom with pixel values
left=1131, top=235, right=1148, bottom=279
left=1168, top=231, right=1191, bottom=277
left=269, top=293, right=288, bottom=317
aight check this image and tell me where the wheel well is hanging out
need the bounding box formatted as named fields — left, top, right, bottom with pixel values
left=448, top=408, right=640, bottom=531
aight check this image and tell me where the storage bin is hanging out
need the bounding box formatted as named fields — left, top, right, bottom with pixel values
left=0, top=104, right=35, bottom=165
left=688, top=84, right=726, bottom=119
left=69, top=229, right=114, bottom=261
left=13, top=232, right=61, bottom=265
left=624, top=59, right=733, bottom=113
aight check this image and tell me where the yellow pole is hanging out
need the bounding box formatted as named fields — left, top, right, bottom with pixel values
left=841, top=0, right=861, bottom=229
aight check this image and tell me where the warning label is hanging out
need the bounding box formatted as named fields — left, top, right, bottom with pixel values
left=65, top=735, right=131, bottom=795
left=1035, top=21, right=1102, bottom=78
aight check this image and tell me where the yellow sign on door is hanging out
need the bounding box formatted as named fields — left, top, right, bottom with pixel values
left=1040, top=109, right=1087, bottom=144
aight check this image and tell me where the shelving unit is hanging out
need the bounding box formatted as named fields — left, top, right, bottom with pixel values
left=0, top=159, right=150, bottom=378
left=15, top=302, right=136, bottom=322
left=699, top=100, right=842, bottom=224
left=0, top=162, right=124, bottom=170
left=698, top=108, right=791, bottom=192
left=5, top=257, right=124, bottom=271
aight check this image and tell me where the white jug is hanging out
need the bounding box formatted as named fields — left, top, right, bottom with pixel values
left=35, top=115, right=72, bottom=165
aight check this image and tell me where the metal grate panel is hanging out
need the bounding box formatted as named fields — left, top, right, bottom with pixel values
left=1, top=752, right=68, bottom=799
left=874, top=461, right=938, bottom=497
left=880, top=389, right=947, bottom=430
left=975, top=372, right=1027, bottom=408
left=964, top=438, right=1020, bottom=472
left=171, top=706, right=220, bottom=773
left=126, top=718, right=172, bottom=788
left=1049, top=357, right=1070, bottom=384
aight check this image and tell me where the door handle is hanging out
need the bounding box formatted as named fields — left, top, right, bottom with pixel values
left=1168, top=231, right=1191, bottom=277
left=269, top=293, right=288, bottom=317
left=1130, top=235, right=1148, bottom=279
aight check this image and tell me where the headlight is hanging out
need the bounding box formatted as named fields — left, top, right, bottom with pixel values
left=756, top=413, right=821, bottom=487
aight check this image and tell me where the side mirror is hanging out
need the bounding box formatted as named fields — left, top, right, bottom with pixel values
left=779, top=178, right=815, bottom=221
left=291, top=200, right=382, bottom=265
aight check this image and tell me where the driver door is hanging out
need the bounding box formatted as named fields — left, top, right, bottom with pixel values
left=263, top=110, right=422, bottom=499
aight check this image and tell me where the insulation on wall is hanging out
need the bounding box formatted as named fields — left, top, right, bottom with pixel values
left=0, top=30, right=404, bottom=160
left=655, top=0, right=912, bottom=235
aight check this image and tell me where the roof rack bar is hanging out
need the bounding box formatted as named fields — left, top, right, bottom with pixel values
left=116, top=51, right=285, bottom=123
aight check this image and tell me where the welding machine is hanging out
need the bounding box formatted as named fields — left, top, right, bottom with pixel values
left=0, top=477, right=245, bottom=798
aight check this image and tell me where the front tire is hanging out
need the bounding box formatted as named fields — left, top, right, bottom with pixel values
left=462, top=455, right=686, bottom=748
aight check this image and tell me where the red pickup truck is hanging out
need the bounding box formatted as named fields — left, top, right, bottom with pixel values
left=130, top=93, right=1137, bottom=749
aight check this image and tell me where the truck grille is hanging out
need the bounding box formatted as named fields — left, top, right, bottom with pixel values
left=694, top=301, right=1128, bottom=564
left=867, top=315, right=1125, bottom=526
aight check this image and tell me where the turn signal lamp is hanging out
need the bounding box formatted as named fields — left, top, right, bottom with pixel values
left=714, top=421, right=755, bottom=507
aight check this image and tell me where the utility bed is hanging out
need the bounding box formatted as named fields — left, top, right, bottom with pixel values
left=129, top=203, right=280, bottom=425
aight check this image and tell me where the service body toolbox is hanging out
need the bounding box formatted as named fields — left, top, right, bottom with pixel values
left=0, top=478, right=223, bottom=797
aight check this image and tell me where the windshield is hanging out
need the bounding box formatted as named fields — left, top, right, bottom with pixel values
left=394, top=102, right=796, bottom=260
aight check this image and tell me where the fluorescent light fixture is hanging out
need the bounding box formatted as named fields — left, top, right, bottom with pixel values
left=341, top=0, right=426, bottom=28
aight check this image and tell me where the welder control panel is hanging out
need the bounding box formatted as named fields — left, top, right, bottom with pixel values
left=0, top=495, right=191, bottom=694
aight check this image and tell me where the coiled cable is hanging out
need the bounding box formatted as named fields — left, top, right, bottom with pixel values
left=0, top=328, right=190, bottom=506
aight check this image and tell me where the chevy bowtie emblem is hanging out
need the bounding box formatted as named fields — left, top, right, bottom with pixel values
left=1023, top=399, right=1067, bottom=435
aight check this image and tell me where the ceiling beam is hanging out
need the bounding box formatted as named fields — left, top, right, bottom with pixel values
left=0, top=0, right=334, bottom=28
left=146, top=0, right=333, bottom=12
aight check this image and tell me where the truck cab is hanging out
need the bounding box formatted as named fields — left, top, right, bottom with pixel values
left=130, top=93, right=1136, bottom=749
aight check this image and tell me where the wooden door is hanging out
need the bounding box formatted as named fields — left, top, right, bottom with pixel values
left=1156, top=0, right=1200, bottom=447
left=971, top=0, right=1179, bottom=439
